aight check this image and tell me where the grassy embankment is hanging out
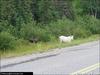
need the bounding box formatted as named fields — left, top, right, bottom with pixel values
left=0, top=34, right=99, bottom=59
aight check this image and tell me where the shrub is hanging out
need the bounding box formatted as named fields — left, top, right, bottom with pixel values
left=76, top=16, right=100, bottom=34
left=0, top=20, right=12, bottom=32
left=84, top=16, right=100, bottom=34
left=48, top=17, right=93, bottom=39
left=0, top=20, right=18, bottom=38
left=0, top=32, right=16, bottom=50
left=48, top=18, right=75, bottom=37
left=72, top=27, right=92, bottom=38
left=19, top=22, right=54, bottom=42
left=33, top=27, right=53, bottom=42
left=19, top=22, right=37, bottom=39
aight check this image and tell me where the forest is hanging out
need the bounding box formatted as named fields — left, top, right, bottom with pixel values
left=0, top=0, right=100, bottom=51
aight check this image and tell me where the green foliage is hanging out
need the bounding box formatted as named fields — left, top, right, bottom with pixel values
left=72, top=27, right=91, bottom=38
left=37, top=0, right=59, bottom=23
left=73, top=0, right=100, bottom=18
left=0, top=0, right=100, bottom=51
left=19, top=21, right=37, bottom=39
left=47, top=17, right=99, bottom=38
left=19, top=22, right=55, bottom=42
left=0, top=32, right=16, bottom=50
left=34, top=28, right=52, bottom=42
left=0, top=20, right=9, bottom=32
left=83, top=16, right=100, bottom=34
left=48, top=18, right=75, bottom=36
left=75, top=16, right=100, bottom=34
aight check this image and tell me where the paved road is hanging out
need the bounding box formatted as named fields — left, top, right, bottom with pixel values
left=0, top=41, right=100, bottom=74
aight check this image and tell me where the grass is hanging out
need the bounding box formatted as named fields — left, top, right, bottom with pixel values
left=0, top=34, right=99, bottom=59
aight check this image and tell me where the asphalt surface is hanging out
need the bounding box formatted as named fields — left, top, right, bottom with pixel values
left=0, top=41, right=100, bottom=74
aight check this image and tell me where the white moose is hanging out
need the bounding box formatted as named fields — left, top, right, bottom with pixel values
left=59, top=35, right=74, bottom=43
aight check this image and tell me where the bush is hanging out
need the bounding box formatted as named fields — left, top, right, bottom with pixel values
left=0, top=32, right=16, bottom=50
left=0, top=20, right=12, bottom=32
left=73, top=16, right=92, bottom=38
left=47, top=17, right=93, bottom=39
left=19, top=22, right=55, bottom=42
left=19, top=22, right=37, bottom=39
left=33, top=27, right=53, bottom=42
left=48, top=18, right=75, bottom=37
left=72, top=27, right=92, bottom=38
left=84, top=16, right=100, bottom=34
left=76, top=16, right=100, bottom=34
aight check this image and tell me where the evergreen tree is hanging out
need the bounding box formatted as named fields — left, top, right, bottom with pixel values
left=36, top=0, right=59, bottom=23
